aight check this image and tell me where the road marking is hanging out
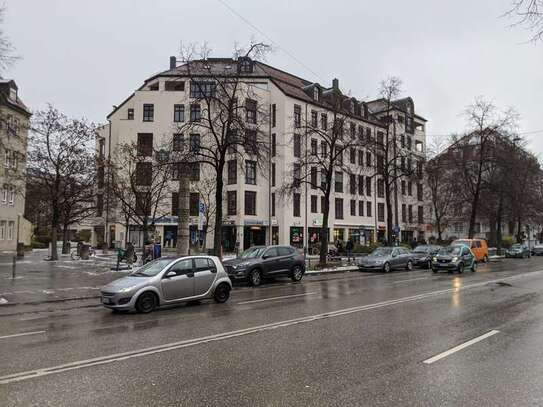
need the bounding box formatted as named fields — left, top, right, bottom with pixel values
left=393, top=277, right=430, bottom=284
left=237, top=292, right=317, bottom=305
left=423, top=330, right=500, bottom=364
left=0, top=297, right=7, bottom=305
left=0, top=330, right=46, bottom=340
left=1, top=271, right=542, bottom=385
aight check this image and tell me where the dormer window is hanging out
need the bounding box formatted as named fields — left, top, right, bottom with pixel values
left=9, top=87, right=17, bottom=102
left=313, top=87, right=319, bottom=101
left=239, top=58, right=253, bottom=73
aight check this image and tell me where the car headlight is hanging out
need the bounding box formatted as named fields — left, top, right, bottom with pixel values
left=432, top=257, right=437, bottom=262
left=119, top=286, right=136, bottom=293
left=452, top=257, right=458, bottom=262
left=235, top=262, right=251, bottom=269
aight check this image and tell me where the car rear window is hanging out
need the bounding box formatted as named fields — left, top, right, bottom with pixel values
left=278, top=247, right=293, bottom=256
left=194, top=258, right=210, bottom=271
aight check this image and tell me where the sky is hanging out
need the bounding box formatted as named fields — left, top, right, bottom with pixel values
left=4, top=0, right=543, bottom=154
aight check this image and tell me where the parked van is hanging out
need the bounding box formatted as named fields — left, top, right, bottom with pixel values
left=452, top=239, right=488, bottom=263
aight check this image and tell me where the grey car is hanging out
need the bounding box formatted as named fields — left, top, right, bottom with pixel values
left=357, top=247, right=414, bottom=273
left=100, top=256, right=232, bottom=313
left=222, top=245, right=305, bottom=286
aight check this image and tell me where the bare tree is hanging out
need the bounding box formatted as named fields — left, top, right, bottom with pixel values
left=26, top=106, right=96, bottom=260
left=0, top=5, right=18, bottom=72
left=194, top=178, right=217, bottom=251
left=173, top=41, right=271, bottom=255
left=506, top=0, right=543, bottom=42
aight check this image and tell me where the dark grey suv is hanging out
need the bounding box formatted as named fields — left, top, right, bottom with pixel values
left=222, top=245, right=305, bottom=286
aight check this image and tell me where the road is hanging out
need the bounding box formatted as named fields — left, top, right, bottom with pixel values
left=2, top=257, right=543, bottom=406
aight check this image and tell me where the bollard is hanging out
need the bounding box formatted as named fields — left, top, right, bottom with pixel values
left=12, top=255, right=16, bottom=279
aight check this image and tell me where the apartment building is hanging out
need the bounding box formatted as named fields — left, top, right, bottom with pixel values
left=94, top=57, right=428, bottom=252
left=0, top=79, right=32, bottom=252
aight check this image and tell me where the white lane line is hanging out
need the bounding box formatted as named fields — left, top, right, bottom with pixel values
left=0, top=330, right=46, bottom=340
left=0, top=297, right=7, bottom=305
left=1, top=270, right=542, bottom=385
left=393, top=277, right=430, bottom=284
left=237, top=292, right=317, bottom=305
left=423, top=330, right=500, bottom=364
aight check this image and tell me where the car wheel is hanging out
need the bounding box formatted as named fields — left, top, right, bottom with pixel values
left=483, top=255, right=489, bottom=263
left=383, top=262, right=391, bottom=273
left=291, top=265, right=304, bottom=282
left=136, top=292, right=157, bottom=313
left=213, top=283, right=231, bottom=303
left=471, top=261, right=477, bottom=272
left=249, top=269, right=262, bottom=286
left=406, top=261, right=413, bottom=271
left=458, top=263, right=464, bottom=274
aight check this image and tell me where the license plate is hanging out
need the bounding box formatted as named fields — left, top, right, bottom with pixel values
left=102, top=297, right=112, bottom=304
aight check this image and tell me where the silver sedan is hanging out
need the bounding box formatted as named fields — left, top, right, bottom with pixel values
left=100, top=256, right=232, bottom=313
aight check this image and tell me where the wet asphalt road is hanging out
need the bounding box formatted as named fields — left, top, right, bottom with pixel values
left=2, top=257, right=543, bottom=406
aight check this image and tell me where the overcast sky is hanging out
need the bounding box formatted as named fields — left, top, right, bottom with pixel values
left=4, top=0, right=543, bottom=153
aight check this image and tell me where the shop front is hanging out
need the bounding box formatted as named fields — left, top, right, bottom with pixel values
left=290, top=226, right=304, bottom=248
left=243, top=219, right=268, bottom=250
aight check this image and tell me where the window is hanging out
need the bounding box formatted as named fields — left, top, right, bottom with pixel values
left=321, top=196, right=326, bottom=214
left=311, top=110, right=318, bottom=128
left=190, top=104, right=201, bottom=122
left=293, top=134, right=301, bottom=158
left=136, top=162, right=152, bottom=186
left=417, top=161, right=423, bottom=177
left=358, top=150, right=364, bottom=166
left=135, top=192, right=150, bottom=216
left=335, top=171, right=343, bottom=193
left=174, top=104, right=185, bottom=122
left=378, top=203, right=385, bottom=222
left=246, top=99, right=257, bottom=124
left=349, top=122, right=355, bottom=139
left=377, top=131, right=384, bottom=146
left=165, top=81, right=185, bottom=91
left=376, top=155, right=384, bottom=173
left=227, top=160, right=237, bottom=184
left=245, top=161, right=257, bottom=185
left=358, top=126, right=365, bottom=142
left=227, top=191, right=237, bottom=215
left=417, top=183, right=423, bottom=201
left=350, top=148, right=356, bottom=164
left=406, top=136, right=412, bottom=150
left=366, top=152, right=372, bottom=167
left=7, top=221, right=14, bottom=240
left=189, top=134, right=200, bottom=152
left=408, top=205, right=413, bottom=223
left=418, top=206, right=424, bottom=224
left=336, top=145, right=343, bottom=165
left=8, top=186, right=14, bottom=205
left=271, top=163, right=276, bottom=187
left=401, top=180, right=406, bottom=195
left=97, top=166, right=105, bottom=188
left=173, top=134, right=184, bottom=151
left=408, top=181, right=412, bottom=196
left=366, top=177, right=372, bottom=196
left=149, top=82, right=159, bottom=91
left=171, top=192, right=179, bottom=216
left=359, top=200, right=364, bottom=217
left=321, top=113, right=327, bottom=130
left=169, top=259, right=193, bottom=275
left=271, top=104, right=276, bottom=127
left=245, top=129, right=257, bottom=154
left=313, top=87, right=319, bottom=101
left=244, top=191, right=256, bottom=215
left=2, top=185, right=6, bottom=203
left=366, top=128, right=372, bottom=140
left=293, top=193, right=301, bottom=217
left=311, top=139, right=318, bottom=155
left=350, top=199, right=356, bottom=216
left=400, top=157, right=406, bottom=171
left=401, top=135, right=405, bottom=148
left=143, top=104, right=154, bottom=121
left=271, top=193, right=276, bottom=216
left=271, top=133, right=276, bottom=157
left=321, top=172, right=327, bottom=189
left=401, top=204, right=406, bottom=222
left=127, top=108, right=134, bottom=120
left=293, top=163, right=301, bottom=188
left=367, top=202, right=372, bottom=217
left=294, top=105, right=301, bottom=128
left=190, top=81, right=215, bottom=98
left=311, top=195, right=318, bottom=213
left=377, top=179, right=384, bottom=198
left=190, top=162, right=200, bottom=181
left=335, top=198, right=344, bottom=219
left=137, top=133, right=153, bottom=157
left=189, top=193, right=199, bottom=216
left=310, top=167, right=317, bottom=189
left=350, top=173, right=356, bottom=195
left=321, top=141, right=328, bottom=157
left=358, top=175, right=364, bottom=195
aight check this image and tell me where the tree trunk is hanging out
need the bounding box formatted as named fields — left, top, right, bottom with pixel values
left=176, top=173, right=190, bottom=256
left=142, top=217, right=149, bottom=262
left=517, top=217, right=522, bottom=243
left=319, top=187, right=331, bottom=265
left=213, top=160, right=225, bottom=257
left=62, top=223, right=70, bottom=254
left=467, top=190, right=479, bottom=238
left=496, top=195, right=503, bottom=251
left=385, top=182, right=394, bottom=244
left=50, top=205, right=59, bottom=261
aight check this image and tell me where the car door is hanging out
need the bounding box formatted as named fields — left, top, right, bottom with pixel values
left=277, top=246, right=295, bottom=274
left=261, top=247, right=280, bottom=275
left=462, top=247, right=473, bottom=266
left=390, top=249, right=401, bottom=269
left=160, top=258, right=194, bottom=301
left=193, top=258, right=217, bottom=296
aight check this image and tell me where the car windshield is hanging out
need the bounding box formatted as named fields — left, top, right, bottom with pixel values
left=439, top=246, right=462, bottom=256
left=131, top=258, right=173, bottom=277
left=371, top=248, right=393, bottom=257
left=511, top=244, right=522, bottom=250
left=413, top=246, right=429, bottom=253
left=240, top=247, right=266, bottom=259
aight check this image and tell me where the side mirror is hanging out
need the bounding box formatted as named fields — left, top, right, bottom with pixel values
left=392, top=253, right=397, bottom=258
left=164, top=270, right=176, bottom=278
left=262, top=254, right=269, bottom=259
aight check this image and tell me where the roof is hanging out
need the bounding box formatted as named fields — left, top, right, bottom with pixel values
left=0, top=79, right=31, bottom=117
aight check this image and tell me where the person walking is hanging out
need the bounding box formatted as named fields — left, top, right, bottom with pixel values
left=346, top=239, right=354, bottom=263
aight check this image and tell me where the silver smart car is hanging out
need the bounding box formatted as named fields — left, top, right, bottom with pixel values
left=100, top=255, right=232, bottom=313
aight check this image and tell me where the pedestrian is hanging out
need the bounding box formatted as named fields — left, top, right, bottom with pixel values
left=125, top=242, right=135, bottom=268
left=165, top=230, right=172, bottom=248
left=410, top=238, right=417, bottom=250
left=346, top=239, right=354, bottom=262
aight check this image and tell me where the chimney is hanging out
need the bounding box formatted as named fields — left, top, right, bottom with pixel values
left=169, top=56, right=176, bottom=69
left=332, top=78, right=339, bottom=90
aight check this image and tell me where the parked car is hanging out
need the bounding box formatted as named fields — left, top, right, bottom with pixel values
left=100, top=256, right=232, bottom=313
left=222, top=245, right=305, bottom=286
left=357, top=246, right=413, bottom=273
left=452, top=239, right=489, bottom=263
left=410, top=245, right=442, bottom=269
left=431, top=244, right=477, bottom=273
left=505, top=244, right=531, bottom=258
left=531, top=244, right=543, bottom=256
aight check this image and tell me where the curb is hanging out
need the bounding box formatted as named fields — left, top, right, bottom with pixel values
left=306, top=266, right=359, bottom=276
left=0, top=295, right=101, bottom=307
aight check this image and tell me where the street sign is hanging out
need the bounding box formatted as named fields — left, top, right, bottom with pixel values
left=393, top=225, right=400, bottom=234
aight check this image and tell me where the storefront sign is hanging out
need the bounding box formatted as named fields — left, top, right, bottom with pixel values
left=244, top=219, right=269, bottom=226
